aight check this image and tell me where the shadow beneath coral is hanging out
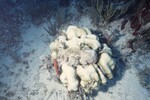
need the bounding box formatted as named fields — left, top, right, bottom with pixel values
left=90, top=30, right=127, bottom=97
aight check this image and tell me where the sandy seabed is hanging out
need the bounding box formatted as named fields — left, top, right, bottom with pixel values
left=0, top=2, right=150, bottom=100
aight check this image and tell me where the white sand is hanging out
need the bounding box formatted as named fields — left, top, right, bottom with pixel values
left=0, top=3, right=150, bottom=100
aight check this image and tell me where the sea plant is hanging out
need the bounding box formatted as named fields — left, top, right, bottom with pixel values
left=129, top=0, right=150, bottom=35
left=44, top=20, right=59, bottom=36
left=101, top=2, right=116, bottom=22
left=44, top=8, right=68, bottom=36
left=121, top=0, right=150, bottom=51
left=88, top=0, right=132, bottom=22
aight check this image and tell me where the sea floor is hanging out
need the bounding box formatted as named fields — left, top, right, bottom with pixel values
left=0, top=1, right=150, bottom=100
left=0, top=17, right=150, bottom=100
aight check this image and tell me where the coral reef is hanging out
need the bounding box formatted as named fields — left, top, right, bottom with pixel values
left=50, top=26, right=115, bottom=93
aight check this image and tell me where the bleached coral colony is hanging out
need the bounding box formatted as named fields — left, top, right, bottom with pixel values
left=50, top=26, right=115, bottom=93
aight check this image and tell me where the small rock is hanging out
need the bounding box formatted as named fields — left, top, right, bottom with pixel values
left=0, top=96, right=7, bottom=100
left=5, top=91, right=15, bottom=97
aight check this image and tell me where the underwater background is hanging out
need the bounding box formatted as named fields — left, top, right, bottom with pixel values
left=0, top=0, right=150, bottom=100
